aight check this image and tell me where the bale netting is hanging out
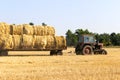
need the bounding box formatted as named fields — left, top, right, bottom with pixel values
left=22, top=35, right=35, bottom=49
left=0, top=22, right=10, bottom=34
left=12, top=35, right=22, bottom=50
left=33, top=35, right=47, bottom=49
left=10, top=25, right=23, bottom=35
left=55, top=36, right=66, bottom=49
left=33, top=25, right=55, bottom=36
left=0, top=34, right=13, bottom=50
left=23, top=24, right=34, bottom=35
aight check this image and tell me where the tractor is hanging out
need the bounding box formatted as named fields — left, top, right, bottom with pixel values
left=75, top=34, right=107, bottom=55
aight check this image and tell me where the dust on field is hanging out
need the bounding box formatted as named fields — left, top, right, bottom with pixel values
left=0, top=47, right=120, bottom=80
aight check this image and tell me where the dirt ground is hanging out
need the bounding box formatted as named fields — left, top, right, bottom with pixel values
left=0, top=47, right=120, bottom=80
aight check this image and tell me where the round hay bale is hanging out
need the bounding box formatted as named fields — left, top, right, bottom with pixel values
left=23, top=24, right=34, bottom=35
left=12, top=35, right=22, bottom=50
left=45, top=36, right=55, bottom=49
left=34, top=35, right=47, bottom=49
left=44, top=26, right=47, bottom=36
left=0, top=34, right=13, bottom=50
left=33, top=25, right=55, bottom=36
left=10, top=25, right=23, bottom=35
left=33, top=25, right=44, bottom=36
left=55, top=36, right=66, bottom=49
left=0, top=22, right=10, bottom=34
left=46, top=26, right=55, bottom=36
left=22, top=35, right=35, bottom=49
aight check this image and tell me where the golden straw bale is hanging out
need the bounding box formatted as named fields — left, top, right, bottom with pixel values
left=12, top=35, right=22, bottom=50
left=34, top=35, right=47, bottom=49
left=45, top=36, right=55, bottom=49
left=44, top=26, right=47, bottom=36
left=4, top=23, right=10, bottom=34
left=33, top=25, right=44, bottom=36
left=55, top=36, right=66, bottom=49
left=23, top=24, right=34, bottom=35
left=22, top=35, right=34, bottom=49
left=10, top=25, right=23, bottom=35
left=0, top=23, right=5, bottom=34
left=33, top=25, right=55, bottom=36
left=0, top=22, right=10, bottom=34
left=0, top=34, right=13, bottom=50
left=46, top=26, right=55, bottom=36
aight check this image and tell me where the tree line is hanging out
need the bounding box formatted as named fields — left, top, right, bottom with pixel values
left=66, top=29, right=120, bottom=46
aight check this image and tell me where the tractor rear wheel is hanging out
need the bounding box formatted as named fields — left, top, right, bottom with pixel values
left=82, top=45, right=93, bottom=55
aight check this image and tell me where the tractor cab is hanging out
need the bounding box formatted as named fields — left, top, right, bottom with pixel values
left=75, top=34, right=107, bottom=55
left=78, top=35, right=95, bottom=43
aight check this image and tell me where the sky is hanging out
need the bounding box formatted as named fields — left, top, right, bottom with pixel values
left=0, top=0, right=120, bottom=36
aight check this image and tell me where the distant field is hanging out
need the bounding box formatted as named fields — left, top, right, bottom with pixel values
left=0, top=47, right=120, bottom=80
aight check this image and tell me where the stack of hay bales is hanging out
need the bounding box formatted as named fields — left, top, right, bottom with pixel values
left=0, top=22, right=66, bottom=50
left=0, top=22, right=13, bottom=50
left=10, top=24, right=23, bottom=50
left=33, top=25, right=56, bottom=49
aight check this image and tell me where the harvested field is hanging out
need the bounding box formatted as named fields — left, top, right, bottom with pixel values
left=0, top=47, right=120, bottom=80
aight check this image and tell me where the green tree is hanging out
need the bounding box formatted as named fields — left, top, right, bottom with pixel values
left=116, top=33, right=120, bottom=45
left=66, top=30, right=73, bottom=46
left=98, top=33, right=111, bottom=46
left=75, top=29, right=92, bottom=36
left=110, top=32, right=117, bottom=45
left=66, top=30, right=77, bottom=46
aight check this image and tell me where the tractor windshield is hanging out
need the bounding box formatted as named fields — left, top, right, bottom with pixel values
left=84, top=36, right=95, bottom=43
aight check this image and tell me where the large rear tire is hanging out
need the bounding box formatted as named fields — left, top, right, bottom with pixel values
left=82, top=45, right=93, bottom=55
